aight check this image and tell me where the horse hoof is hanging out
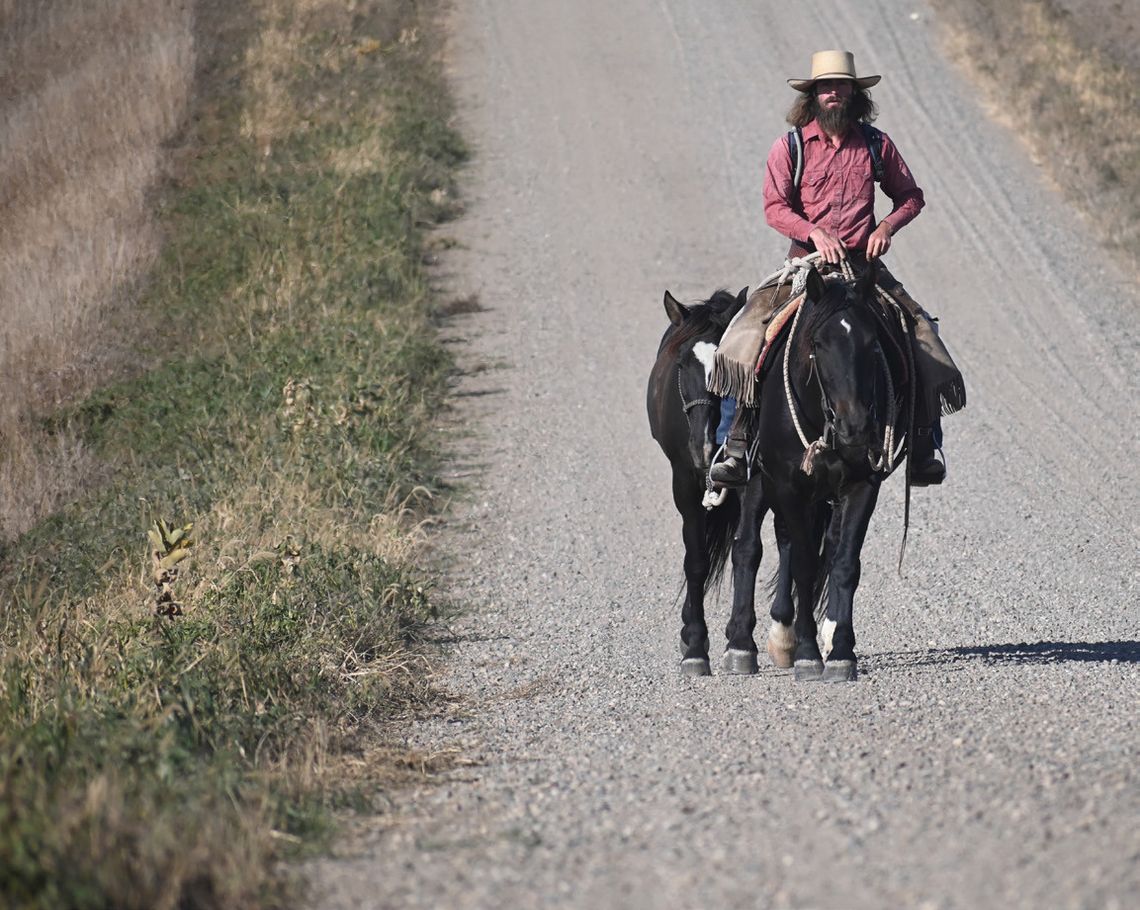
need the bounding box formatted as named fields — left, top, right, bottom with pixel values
left=680, top=657, right=711, bottom=677
left=793, top=659, right=824, bottom=681
left=721, top=649, right=758, bottom=675
left=766, top=640, right=794, bottom=669
left=767, top=622, right=795, bottom=669
left=822, top=660, right=857, bottom=682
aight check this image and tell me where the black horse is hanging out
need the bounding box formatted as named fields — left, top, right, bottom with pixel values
left=725, top=264, right=914, bottom=681
left=647, top=287, right=748, bottom=676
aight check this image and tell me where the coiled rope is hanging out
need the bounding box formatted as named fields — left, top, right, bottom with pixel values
left=770, top=255, right=901, bottom=476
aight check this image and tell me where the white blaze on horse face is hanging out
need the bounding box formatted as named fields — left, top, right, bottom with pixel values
left=692, top=342, right=717, bottom=387
left=840, top=318, right=852, bottom=334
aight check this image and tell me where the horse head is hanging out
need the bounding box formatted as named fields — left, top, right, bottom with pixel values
left=649, top=287, right=748, bottom=473
left=802, top=265, right=889, bottom=465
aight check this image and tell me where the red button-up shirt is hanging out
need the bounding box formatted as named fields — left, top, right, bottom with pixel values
left=763, top=120, right=925, bottom=251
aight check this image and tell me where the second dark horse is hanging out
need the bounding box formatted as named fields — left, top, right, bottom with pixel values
left=647, top=287, right=748, bottom=676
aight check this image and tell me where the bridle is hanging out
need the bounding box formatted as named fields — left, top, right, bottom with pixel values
left=676, top=356, right=716, bottom=431
left=786, top=286, right=899, bottom=476
left=676, top=342, right=734, bottom=510
left=808, top=336, right=897, bottom=472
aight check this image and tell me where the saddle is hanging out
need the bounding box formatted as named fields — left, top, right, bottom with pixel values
left=711, top=260, right=958, bottom=419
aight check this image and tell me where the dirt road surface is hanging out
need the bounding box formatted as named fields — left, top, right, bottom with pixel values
left=310, top=1, right=1139, bottom=907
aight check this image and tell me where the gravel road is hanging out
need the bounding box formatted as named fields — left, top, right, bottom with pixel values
left=310, top=1, right=1139, bottom=907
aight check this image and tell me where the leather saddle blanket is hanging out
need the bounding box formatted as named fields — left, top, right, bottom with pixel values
left=708, top=279, right=800, bottom=406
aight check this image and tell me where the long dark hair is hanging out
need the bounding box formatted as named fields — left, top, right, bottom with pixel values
left=786, top=87, right=878, bottom=128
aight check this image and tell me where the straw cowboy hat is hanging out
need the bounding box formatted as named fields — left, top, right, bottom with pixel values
left=788, top=50, right=881, bottom=92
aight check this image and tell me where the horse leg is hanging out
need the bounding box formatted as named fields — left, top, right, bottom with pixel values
left=777, top=498, right=825, bottom=681
left=820, top=506, right=843, bottom=659
left=765, top=510, right=795, bottom=669
left=723, top=478, right=767, bottom=674
left=674, top=472, right=711, bottom=676
left=821, top=480, right=880, bottom=682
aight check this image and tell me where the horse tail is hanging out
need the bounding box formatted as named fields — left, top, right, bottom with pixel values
left=703, top=492, right=741, bottom=592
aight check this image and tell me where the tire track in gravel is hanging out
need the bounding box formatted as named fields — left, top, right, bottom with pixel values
left=309, top=2, right=1139, bottom=907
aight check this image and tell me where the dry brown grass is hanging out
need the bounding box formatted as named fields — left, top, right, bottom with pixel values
left=935, top=0, right=1139, bottom=273
left=0, top=0, right=194, bottom=536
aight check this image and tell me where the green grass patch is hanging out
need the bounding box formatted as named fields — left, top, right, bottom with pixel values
left=0, top=2, right=466, bottom=907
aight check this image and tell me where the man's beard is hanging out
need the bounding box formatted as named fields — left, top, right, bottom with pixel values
left=814, top=97, right=855, bottom=134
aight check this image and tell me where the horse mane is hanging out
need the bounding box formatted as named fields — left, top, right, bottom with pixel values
left=792, top=278, right=854, bottom=369
left=661, top=289, right=743, bottom=361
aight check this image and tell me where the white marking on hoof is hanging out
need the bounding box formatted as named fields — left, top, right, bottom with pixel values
left=767, top=621, right=795, bottom=668
left=692, top=341, right=717, bottom=385
left=821, top=619, right=837, bottom=660
left=680, top=657, right=711, bottom=677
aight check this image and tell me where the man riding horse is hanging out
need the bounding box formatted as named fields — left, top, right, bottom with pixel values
left=710, top=50, right=963, bottom=487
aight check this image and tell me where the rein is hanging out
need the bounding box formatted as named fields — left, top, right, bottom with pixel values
left=780, top=259, right=900, bottom=477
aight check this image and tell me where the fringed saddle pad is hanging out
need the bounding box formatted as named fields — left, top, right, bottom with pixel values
left=708, top=282, right=798, bottom=406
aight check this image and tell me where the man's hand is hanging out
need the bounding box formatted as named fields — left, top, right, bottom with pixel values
left=867, top=222, right=893, bottom=260
left=808, top=227, right=846, bottom=264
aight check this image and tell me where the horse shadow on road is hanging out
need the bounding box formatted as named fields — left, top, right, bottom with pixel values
left=870, top=639, right=1140, bottom=673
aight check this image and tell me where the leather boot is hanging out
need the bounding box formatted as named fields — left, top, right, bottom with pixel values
left=709, top=410, right=752, bottom=487
left=910, top=425, right=945, bottom=486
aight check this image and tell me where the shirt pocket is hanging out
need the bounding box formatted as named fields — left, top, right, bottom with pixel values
left=851, top=162, right=876, bottom=203
left=800, top=171, right=829, bottom=209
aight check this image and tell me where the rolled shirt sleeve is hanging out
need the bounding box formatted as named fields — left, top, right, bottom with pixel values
left=877, top=132, right=925, bottom=234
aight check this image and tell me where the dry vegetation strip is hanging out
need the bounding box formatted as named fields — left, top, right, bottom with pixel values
left=934, top=0, right=1139, bottom=272
left=0, top=1, right=465, bottom=908
left=0, top=0, right=196, bottom=535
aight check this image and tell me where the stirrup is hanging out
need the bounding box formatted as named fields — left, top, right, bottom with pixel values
left=709, top=455, right=750, bottom=487
left=909, top=453, right=946, bottom=486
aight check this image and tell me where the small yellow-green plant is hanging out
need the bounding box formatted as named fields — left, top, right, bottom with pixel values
left=148, top=518, right=194, bottom=616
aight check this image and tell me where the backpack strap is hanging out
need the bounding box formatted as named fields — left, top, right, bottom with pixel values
left=859, top=122, right=885, bottom=183
left=786, top=127, right=805, bottom=190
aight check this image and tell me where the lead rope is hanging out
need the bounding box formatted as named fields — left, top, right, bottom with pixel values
left=875, top=282, right=918, bottom=573
left=869, top=344, right=896, bottom=473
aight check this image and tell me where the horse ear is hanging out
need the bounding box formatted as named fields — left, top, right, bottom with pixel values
left=663, top=290, right=688, bottom=326
left=737, top=286, right=749, bottom=306
left=804, top=266, right=826, bottom=303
